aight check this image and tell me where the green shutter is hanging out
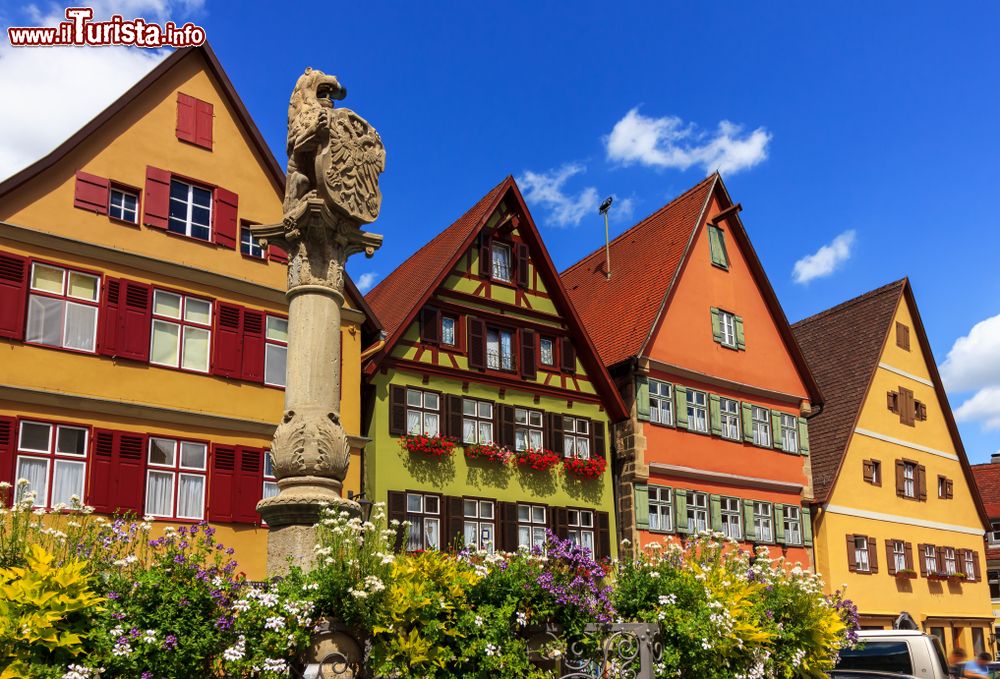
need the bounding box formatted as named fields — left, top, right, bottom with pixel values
left=798, top=417, right=810, bottom=456
left=709, top=394, right=722, bottom=436
left=710, top=494, right=722, bottom=531
left=708, top=225, right=729, bottom=269
left=771, top=411, right=783, bottom=450
left=774, top=504, right=785, bottom=544
left=743, top=499, right=756, bottom=540
left=742, top=402, right=754, bottom=443
left=634, top=484, right=649, bottom=530
left=735, top=316, right=746, bottom=350
left=710, top=308, right=722, bottom=344
left=635, top=375, right=650, bottom=422
left=802, top=506, right=813, bottom=546
left=675, top=489, right=689, bottom=534
left=675, top=386, right=689, bottom=430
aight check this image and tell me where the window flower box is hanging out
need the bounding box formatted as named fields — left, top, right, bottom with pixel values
left=464, top=442, right=513, bottom=465
left=515, top=448, right=560, bottom=472
left=894, top=568, right=917, bottom=579
left=562, top=455, right=607, bottom=479
left=946, top=572, right=966, bottom=583
left=400, top=434, right=457, bottom=458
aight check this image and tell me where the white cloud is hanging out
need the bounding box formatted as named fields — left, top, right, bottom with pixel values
left=355, top=272, right=378, bottom=292
left=605, top=108, right=772, bottom=175
left=0, top=1, right=203, bottom=179
left=953, top=387, right=1000, bottom=431
left=518, top=164, right=599, bottom=227
left=941, top=313, right=1000, bottom=393
left=791, top=230, right=856, bottom=284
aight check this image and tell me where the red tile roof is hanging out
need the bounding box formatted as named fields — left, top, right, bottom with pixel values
left=560, top=175, right=717, bottom=367
left=972, top=462, right=1000, bottom=519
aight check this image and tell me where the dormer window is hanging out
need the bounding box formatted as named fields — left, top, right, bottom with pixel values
left=109, top=187, right=139, bottom=223
left=169, top=179, right=212, bottom=241
left=491, top=242, right=512, bottom=282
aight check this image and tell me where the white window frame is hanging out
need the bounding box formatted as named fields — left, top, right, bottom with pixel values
left=150, top=290, right=212, bottom=373
left=752, top=406, right=771, bottom=447
left=168, top=178, right=213, bottom=241
left=649, top=379, right=674, bottom=426
left=903, top=462, right=916, bottom=498
left=564, top=417, right=590, bottom=459
left=240, top=223, right=265, bottom=259
left=486, top=327, right=515, bottom=371
left=687, top=390, right=709, bottom=433
left=923, top=544, right=937, bottom=575
left=262, top=451, right=278, bottom=501
left=405, top=388, right=440, bottom=437
left=463, top=498, right=495, bottom=552
left=264, top=315, right=288, bottom=387
left=720, top=398, right=741, bottom=441
left=780, top=413, right=799, bottom=453
left=964, top=551, right=975, bottom=578
left=753, top=501, right=774, bottom=543
left=462, top=398, right=494, bottom=445
left=854, top=536, right=871, bottom=572
left=441, top=316, right=456, bottom=346
left=491, top=241, right=513, bottom=282
left=514, top=408, right=543, bottom=452
left=405, top=492, right=441, bottom=551
left=782, top=506, right=802, bottom=545
left=687, top=491, right=709, bottom=533
left=26, top=262, right=100, bottom=354
left=990, top=521, right=1000, bottom=546
left=719, top=310, right=737, bottom=348
left=892, top=540, right=907, bottom=572
left=568, top=509, right=595, bottom=553
left=144, top=437, right=207, bottom=520
left=943, top=547, right=957, bottom=575
left=539, top=337, right=555, bottom=366
left=14, top=420, right=88, bottom=508
left=648, top=486, right=673, bottom=532
left=517, top=503, right=547, bottom=550
left=720, top=496, right=742, bottom=540
left=109, top=187, right=139, bottom=223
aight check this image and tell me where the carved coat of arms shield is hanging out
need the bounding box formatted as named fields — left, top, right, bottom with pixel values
left=315, top=108, right=386, bottom=224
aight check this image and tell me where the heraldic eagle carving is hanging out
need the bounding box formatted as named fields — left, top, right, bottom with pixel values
left=284, top=68, right=386, bottom=225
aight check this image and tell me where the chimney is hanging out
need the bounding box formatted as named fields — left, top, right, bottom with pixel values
left=992, top=452, right=1000, bottom=464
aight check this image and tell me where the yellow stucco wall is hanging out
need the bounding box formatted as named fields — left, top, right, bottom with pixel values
left=813, top=294, right=991, bottom=654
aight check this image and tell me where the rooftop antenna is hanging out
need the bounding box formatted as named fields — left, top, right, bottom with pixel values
left=599, top=196, right=613, bottom=280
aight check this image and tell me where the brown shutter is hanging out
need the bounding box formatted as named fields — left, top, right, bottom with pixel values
left=596, top=511, right=611, bottom=560
left=499, top=502, right=518, bottom=551
left=553, top=507, right=569, bottom=540
left=904, top=542, right=915, bottom=571
left=520, top=329, right=537, bottom=380
left=895, top=460, right=906, bottom=497
left=387, top=490, right=407, bottom=551
left=846, top=534, right=857, bottom=572
left=947, top=479, right=954, bottom=499
left=918, top=464, right=927, bottom=501
left=863, top=460, right=874, bottom=484
left=868, top=537, right=879, bottom=573
left=918, top=544, right=928, bottom=576
left=479, top=236, right=492, bottom=278
left=935, top=546, right=945, bottom=575
left=515, top=243, right=530, bottom=288
left=420, top=307, right=440, bottom=343
left=559, top=337, right=576, bottom=373
left=916, top=401, right=928, bottom=421
left=467, top=317, right=486, bottom=370
left=974, top=551, right=982, bottom=581
left=886, top=540, right=897, bottom=575
left=593, top=420, right=606, bottom=458
left=547, top=413, right=564, bottom=455
left=445, top=394, right=463, bottom=440
left=896, top=322, right=910, bottom=350
left=887, top=391, right=899, bottom=413
left=389, top=385, right=407, bottom=436
left=446, top=496, right=465, bottom=551
left=899, top=387, right=915, bottom=426
left=498, top=405, right=515, bottom=448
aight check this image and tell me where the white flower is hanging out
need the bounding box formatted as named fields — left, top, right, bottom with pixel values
left=485, top=643, right=499, bottom=656
left=223, top=635, right=246, bottom=662
left=264, top=616, right=285, bottom=631
left=474, top=615, right=483, bottom=627
left=515, top=611, right=528, bottom=627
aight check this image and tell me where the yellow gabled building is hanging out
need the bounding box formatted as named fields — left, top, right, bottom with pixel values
left=792, top=279, right=992, bottom=655
left=0, top=45, right=379, bottom=579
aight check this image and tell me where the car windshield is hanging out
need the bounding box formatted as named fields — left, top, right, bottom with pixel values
left=837, top=641, right=914, bottom=674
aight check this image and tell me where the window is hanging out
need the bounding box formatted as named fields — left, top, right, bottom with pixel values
left=943, top=548, right=957, bottom=575
left=902, top=462, right=916, bottom=498
left=168, top=179, right=212, bottom=241
left=864, top=459, right=882, bottom=486
left=14, top=421, right=87, bottom=509
left=568, top=509, right=595, bottom=553
left=514, top=408, right=543, bottom=451
left=720, top=496, right=742, bottom=540
left=988, top=570, right=1000, bottom=599
left=896, top=322, right=910, bottom=351
left=719, top=311, right=737, bottom=348
left=687, top=491, right=709, bottom=533
left=441, top=316, right=456, bottom=346
left=837, top=642, right=914, bottom=674
left=240, top=223, right=265, bottom=258
left=649, top=379, right=674, bottom=426
left=563, top=418, right=590, bottom=459
left=462, top=399, right=494, bottom=444
left=405, top=388, right=440, bottom=436
left=854, top=535, right=871, bottom=572
left=720, top=398, right=740, bottom=440
left=964, top=551, right=976, bottom=579
left=265, top=315, right=288, bottom=387
left=517, top=504, right=547, bottom=550
left=752, top=406, right=771, bottom=447
left=486, top=327, right=514, bottom=371
left=783, top=506, right=802, bottom=545
left=262, top=451, right=278, bottom=501
left=491, top=242, right=512, bottom=282
left=26, top=263, right=100, bottom=353
left=405, top=493, right=440, bottom=551
left=892, top=541, right=907, bottom=572
left=463, top=499, right=495, bottom=552
left=687, top=390, right=708, bottom=433
left=923, top=544, right=937, bottom=575
left=150, top=291, right=211, bottom=373
left=145, top=437, right=207, bottom=520
left=648, top=486, right=673, bottom=532
left=753, top=501, right=773, bottom=542
left=990, top=522, right=1000, bottom=546
left=708, top=224, right=729, bottom=269
left=937, top=476, right=953, bottom=499
left=109, top=187, right=138, bottom=223
left=539, top=338, right=554, bottom=366
left=779, top=414, right=798, bottom=453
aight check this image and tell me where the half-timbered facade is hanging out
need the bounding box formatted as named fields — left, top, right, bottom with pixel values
left=363, top=177, right=627, bottom=558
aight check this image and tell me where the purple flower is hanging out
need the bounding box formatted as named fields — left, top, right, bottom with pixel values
left=164, top=634, right=178, bottom=650
left=215, top=615, right=233, bottom=631
left=141, top=672, right=153, bottom=679
left=107, top=591, right=120, bottom=600
left=173, top=554, right=186, bottom=565
left=226, top=547, right=235, bottom=556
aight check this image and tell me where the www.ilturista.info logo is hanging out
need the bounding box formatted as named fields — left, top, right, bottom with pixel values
left=7, top=7, right=206, bottom=48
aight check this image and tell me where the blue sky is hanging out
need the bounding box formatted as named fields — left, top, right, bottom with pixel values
left=3, top=1, right=1000, bottom=461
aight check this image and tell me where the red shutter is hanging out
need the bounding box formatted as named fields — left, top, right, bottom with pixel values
left=86, top=429, right=116, bottom=514
left=515, top=243, right=530, bottom=288
left=194, top=99, right=214, bottom=150
left=241, top=309, right=265, bottom=383
left=268, top=244, right=288, bottom=264
left=118, top=280, right=152, bottom=362
left=559, top=337, right=576, bottom=373
left=520, top=329, right=537, bottom=380
left=176, top=93, right=197, bottom=144
left=97, top=277, right=120, bottom=357
left=209, top=444, right=236, bottom=523
left=212, top=303, right=243, bottom=378
left=0, top=252, right=28, bottom=341
left=212, top=188, right=238, bottom=249
left=0, top=416, right=15, bottom=491
left=116, top=432, right=147, bottom=513
left=87, top=430, right=147, bottom=515
left=73, top=171, right=110, bottom=214
left=467, top=317, right=486, bottom=370
left=143, top=166, right=171, bottom=229
left=235, top=447, right=263, bottom=524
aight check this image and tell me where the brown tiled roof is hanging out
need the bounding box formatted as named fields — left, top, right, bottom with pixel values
left=365, top=177, right=509, bottom=339
left=972, top=463, right=1000, bottom=518
left=791, top=280, right=906, bottom=501
left=560, top=175, right=716, bottom=367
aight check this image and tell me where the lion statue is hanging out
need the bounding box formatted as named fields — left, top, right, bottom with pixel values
left=283, top=68, right=386, bottom=225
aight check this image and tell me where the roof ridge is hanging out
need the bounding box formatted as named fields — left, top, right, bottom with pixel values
left=560, top=174, right=716, bottom=276
left=792, top=278, right=907, bottom=329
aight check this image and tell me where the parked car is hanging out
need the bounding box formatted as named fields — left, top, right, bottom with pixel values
left=835, top=630, right=950, bottom=679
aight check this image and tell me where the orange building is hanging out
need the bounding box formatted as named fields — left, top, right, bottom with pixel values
left=562, top=174, right=822, bottom=565
left=0, top=45, right=378, bottom=578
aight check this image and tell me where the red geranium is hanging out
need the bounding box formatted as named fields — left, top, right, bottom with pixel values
left=515, top=448, right=561, bottom=472
left=562, top=455, right=607, bottom=479
left=400, top=433, right=457, bottom=458
left=464, top=442, right=513, bottom=465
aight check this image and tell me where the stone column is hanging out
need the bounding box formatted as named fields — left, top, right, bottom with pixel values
left=252, top=68, right=384, bottom=576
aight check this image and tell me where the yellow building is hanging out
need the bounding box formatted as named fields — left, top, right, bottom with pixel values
left=792, top=279, right=992, bottom=655
left=0, top=45, right=377, bottom=579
